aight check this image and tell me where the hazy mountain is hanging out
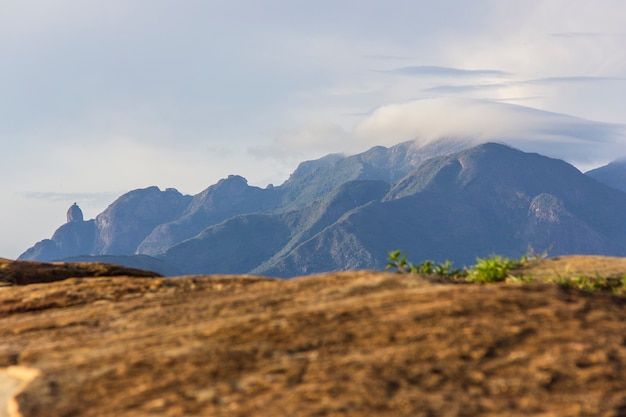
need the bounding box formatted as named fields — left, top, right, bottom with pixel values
left=160, top=179, right=391, bottom=275
left=18, top=220, right=96, bottom=262
left=258, top=144, right=626, bottom=276
left=21, top=139, right=458, bottom=264
left=134, top=139, right=468, bottom=257
left=136, top=175, right=280, bottom=256
left=258, top=143, right=626, bottom=276
left=276, top=139, right=470, bottom=209
left=94, top=187, right=191, bottom=255
left=19, top=187, right=190, bottom=262
left=586, top=159, right=626, bottom=192
left=18, top=140, right=626, bottom=277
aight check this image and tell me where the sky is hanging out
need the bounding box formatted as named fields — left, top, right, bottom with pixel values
left=2, top=0, right=626, bottom=259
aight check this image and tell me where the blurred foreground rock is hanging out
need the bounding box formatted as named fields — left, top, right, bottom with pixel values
left=0, top=258, right=159, bottom=286
left=2, top=257, right=626, bottom=416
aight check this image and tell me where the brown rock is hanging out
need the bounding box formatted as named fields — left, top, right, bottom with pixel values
left=66, top=203, right=84, bottom=223
left=1, top=258, right=626, bottom=416
left=513, top=254, right=626, bottom=280
left=0, top=258, right=160, bottom=286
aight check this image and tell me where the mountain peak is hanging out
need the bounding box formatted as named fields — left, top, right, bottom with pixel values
left=285, top=154, right=345, bottom=183
left=66, top=202, right=84, bottom=223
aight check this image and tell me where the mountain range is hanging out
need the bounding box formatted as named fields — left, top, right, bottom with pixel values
left=19, top=140, right=626, bottom=277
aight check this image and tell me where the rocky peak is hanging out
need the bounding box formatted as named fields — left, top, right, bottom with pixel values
left=93, top=187, right=191, bottom=255
left=66, top=203, right=84, bottom=223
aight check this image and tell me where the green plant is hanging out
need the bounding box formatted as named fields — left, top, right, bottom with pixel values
left=465, top=255, right=523, bottom=283
left=386, top=250, right=415, bottom=274
left=386, top=251, right=464, bottom=277
left=386, top=249, right=550, bottom=284
left=432, top=260, right=462, bottom=276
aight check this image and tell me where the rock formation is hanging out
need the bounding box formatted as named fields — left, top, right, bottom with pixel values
left=17, top=220, right=96, bottom=262
left=66, top=203, right=83, bottom=223
left=2, top=256, right=626, bottom=416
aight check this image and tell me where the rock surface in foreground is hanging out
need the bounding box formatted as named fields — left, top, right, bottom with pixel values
left=0, top=258, right=160, bottom=286
left=1, top=258, right=626, bottom=416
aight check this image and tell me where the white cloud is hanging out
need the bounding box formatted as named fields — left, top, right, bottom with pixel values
left=388, top=66, right=510, bottom=78
left=355, top=97, right=626, bottom=167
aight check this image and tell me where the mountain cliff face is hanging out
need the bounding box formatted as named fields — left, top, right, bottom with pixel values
left=18, top=141, right=626, bottom=276
left=136, top=176, right=280, bottom=256
left=19, top=187, right=190, bottom=262
left=94, top=187, right=191, bottom=255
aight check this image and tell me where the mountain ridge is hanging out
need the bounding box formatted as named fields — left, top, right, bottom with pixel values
left=18, top=140, right=626, bottom=276
left=586, top=158, right=626, bottom=192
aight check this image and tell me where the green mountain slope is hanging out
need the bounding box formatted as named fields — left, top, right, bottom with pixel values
left=160, top=180, right=390, bottom=275
left=260, top=143, right=626, bottom=276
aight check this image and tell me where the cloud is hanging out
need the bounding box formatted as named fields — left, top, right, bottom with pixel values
left=423, top=84, right=509, bottom=94
left=249, top=123, right=354, bottom=160
left=526, top=76, right=626, bottom=84
left=23, top=191, right=123, bottom=205
left=363, top=54, right=412, bottom=61
left=424, top=76, right=625, bottom=94
left=355, top=97, right=626, bottom=168
left=18, top=192, right=123, bottom=228
left=387, top=66, right=510, bottom=77
left=549, top=32, right=625, bottom=38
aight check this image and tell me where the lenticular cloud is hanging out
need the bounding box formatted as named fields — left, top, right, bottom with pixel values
left=355, top=97, right=626, bottom=168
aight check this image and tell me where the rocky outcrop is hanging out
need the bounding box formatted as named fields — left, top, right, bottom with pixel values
left=2, top=257, right=626, bottom=416
left=59, top=254, right=181, bottom=277
left=0, top=258, right=160, bottom=286
left=66, top=203, right=83, bottom=223
left=19, top=204, right=94, bottom=262
left=18, top=188, right=191, bottom=263
left=93, top=187, right=191, bottom=255
left=17, top=220, right=96, bottom=262
left=519, top=193, right=612, bottom=255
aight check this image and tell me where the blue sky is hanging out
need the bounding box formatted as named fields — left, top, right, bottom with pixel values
left=2, top=0, right=626, bottom=258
